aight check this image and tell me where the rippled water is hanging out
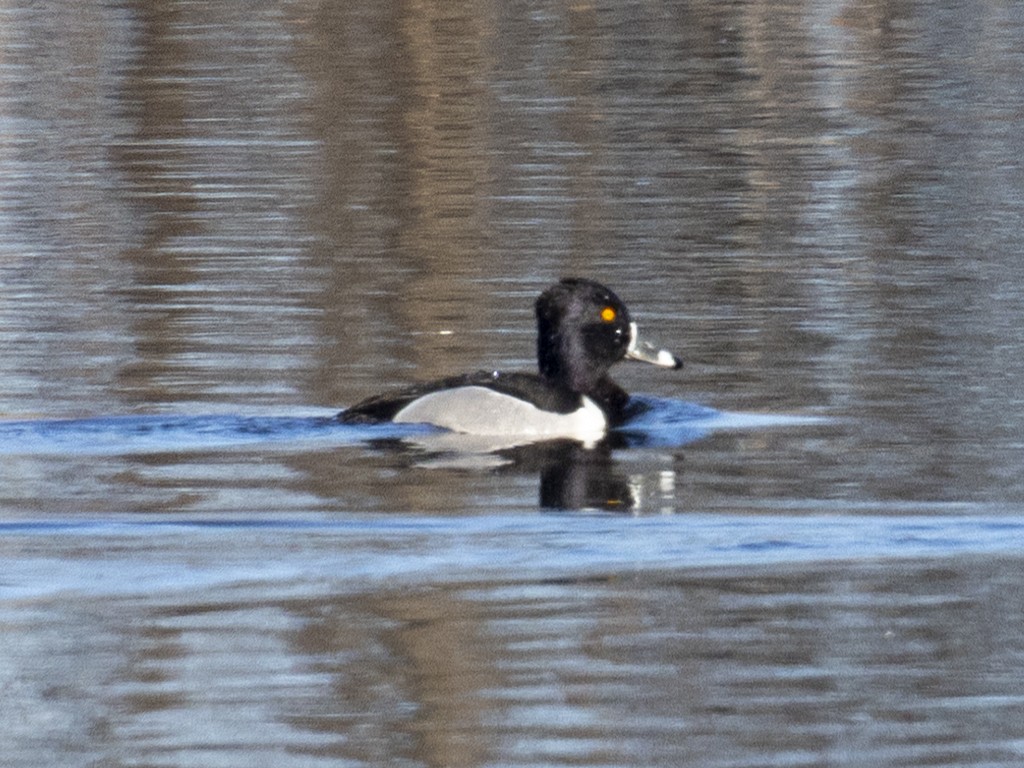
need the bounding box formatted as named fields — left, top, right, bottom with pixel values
left=4, top=0, right=1024, bottom=765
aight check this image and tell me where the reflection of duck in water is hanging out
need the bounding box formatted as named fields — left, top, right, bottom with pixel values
left=339, top=278, right=683, bottom=444
left=498, top=438, right=638, bottom=511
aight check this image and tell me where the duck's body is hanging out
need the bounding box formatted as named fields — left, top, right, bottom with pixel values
left=339, top=370, right=620, bottom=441
left=338, top=278, right=682, bottom=439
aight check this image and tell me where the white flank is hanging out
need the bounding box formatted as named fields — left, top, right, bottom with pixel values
left=393, top=386, right=607, bottom=441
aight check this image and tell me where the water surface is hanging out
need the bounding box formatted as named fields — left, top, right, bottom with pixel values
left=3, top=0, right=1024, bottom=765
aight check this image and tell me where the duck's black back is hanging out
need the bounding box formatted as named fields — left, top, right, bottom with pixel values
left=337, top=371, right=585, bottom=424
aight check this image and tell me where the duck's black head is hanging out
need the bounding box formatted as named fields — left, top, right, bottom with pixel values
left=535, top=278, right=681, bottom=397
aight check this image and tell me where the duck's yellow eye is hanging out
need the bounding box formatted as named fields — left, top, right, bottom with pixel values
left=600, top=306, right=617, bottom=323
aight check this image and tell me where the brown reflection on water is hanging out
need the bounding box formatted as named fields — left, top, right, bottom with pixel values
left=1, top=0, right=1024, bottom=507
left=303, top=0, right=502, bottom=393
left=4, top=2, right=1024, bottom=765
left=102, top=1, right=319, bottom=408
left=289, top=556, right=1024, bottom=766
left=290, top=589, right=496, bottom=767
left=12, top=554, right=1013, bottom=768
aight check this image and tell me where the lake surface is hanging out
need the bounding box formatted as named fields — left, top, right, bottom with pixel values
left=3, top=0, right=1024, bottom=765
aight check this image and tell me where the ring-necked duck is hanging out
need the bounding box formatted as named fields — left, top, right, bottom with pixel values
left=338, top=278, right=682, bottom=440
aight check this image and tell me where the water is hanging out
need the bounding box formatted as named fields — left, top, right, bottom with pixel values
left=4, top=0, right=1024, bottom=765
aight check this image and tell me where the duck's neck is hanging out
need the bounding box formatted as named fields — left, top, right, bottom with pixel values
left=538, top=331, right=603, bottom=395
left=587, top=376, right=631, bottom=426
left=537, top=322, right=629, bottom=423
left=540, top=369, right=630, bottom=426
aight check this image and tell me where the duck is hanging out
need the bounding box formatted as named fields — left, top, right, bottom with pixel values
left=338, top=278, right=682, bottom=441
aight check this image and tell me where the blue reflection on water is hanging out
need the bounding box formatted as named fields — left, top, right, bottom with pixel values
left=0, top=395, right=760, bottom=455
left=619, top=396, right=723, bottom=446
left=2, top=512, right=1023, bottom=602
left=0, top=412, right=425, bottom=455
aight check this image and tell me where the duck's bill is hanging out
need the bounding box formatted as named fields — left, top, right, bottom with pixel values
left=626, top=322, right=683, bottom=369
